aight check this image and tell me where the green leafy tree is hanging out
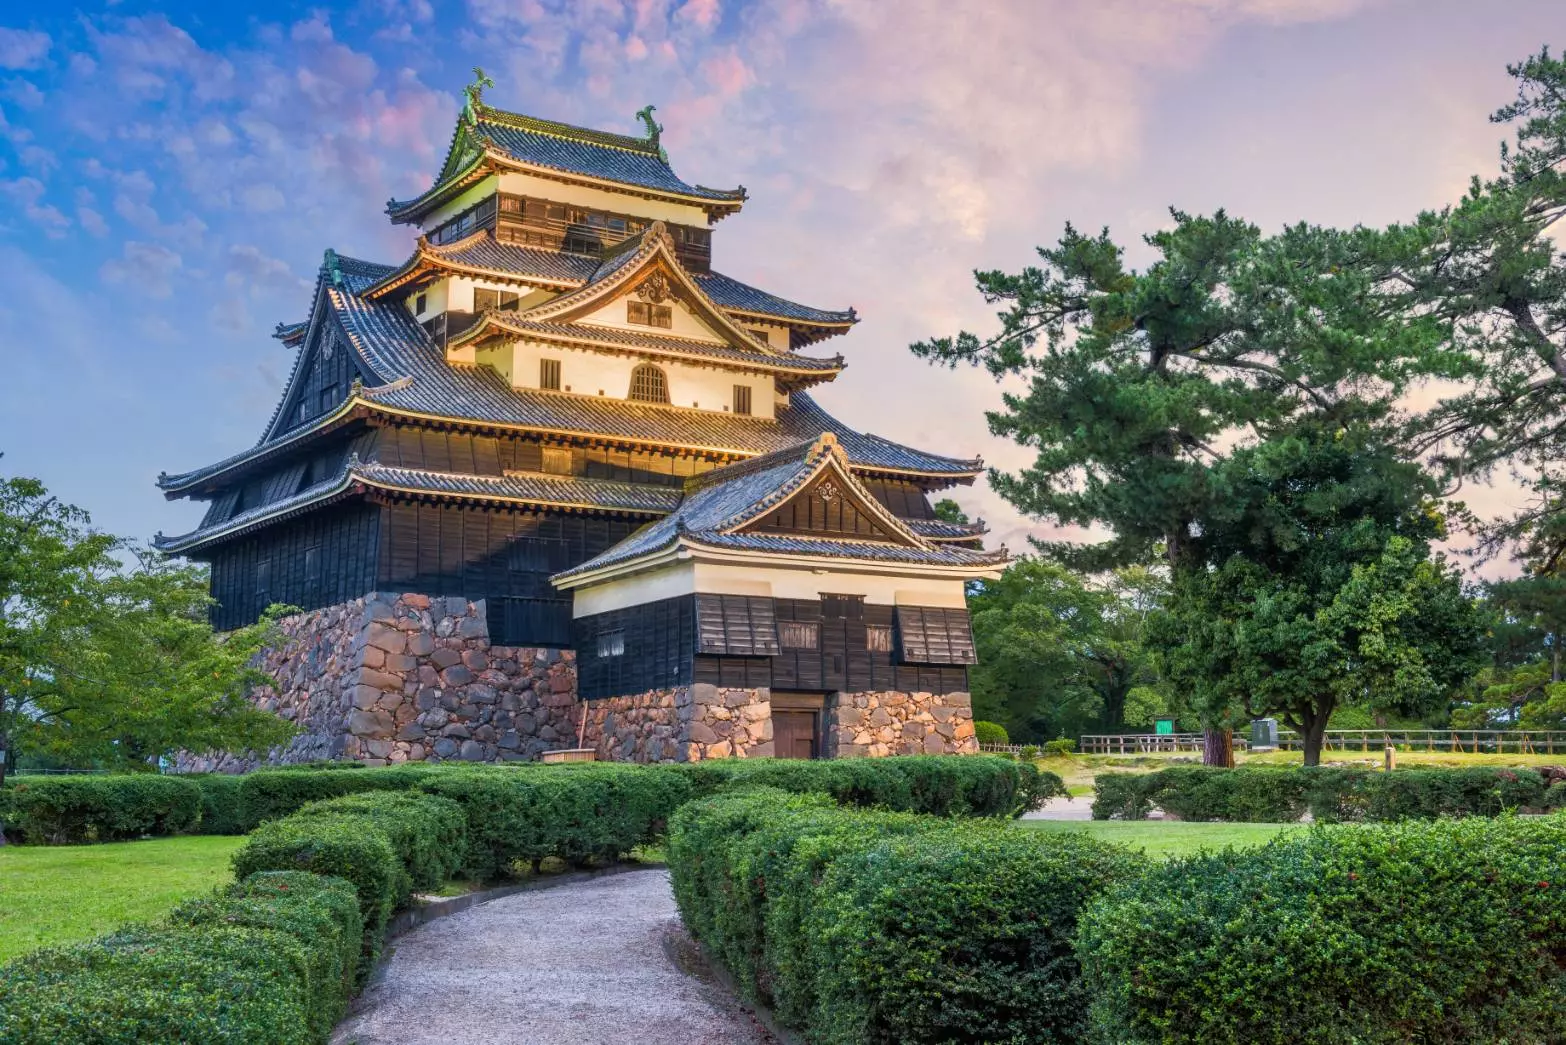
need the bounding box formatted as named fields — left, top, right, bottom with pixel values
left=1152, top=423, right=1487, bottom=765
left=967, top=559, right=1166, bottom=741
left=0, top=469, right=294, bottom=786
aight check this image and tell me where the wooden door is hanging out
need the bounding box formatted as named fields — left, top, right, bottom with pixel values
left=773, top=710, right=819, bottom=759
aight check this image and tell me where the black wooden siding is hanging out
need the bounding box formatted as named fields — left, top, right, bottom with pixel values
left=371, top=425, right=716, bottom=488
left=576, top=594, right=971, bottom=699
left=206, top=502, right=381, bottom=631
left=281, top=335, right=365, bottom=433
left=376, top=502, right=639, bottom=646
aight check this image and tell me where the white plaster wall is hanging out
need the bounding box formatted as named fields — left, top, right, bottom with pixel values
left=420, top=175, right=501, bottom=230
left=407, top=281, right=448, bottom=322
left=496, top=171, right=712, bottom=228
left=569, top=559, right=971, bottom=617
left=503, top=339, right=776, bottom=419
left=577, top=295, right=725, bottom=344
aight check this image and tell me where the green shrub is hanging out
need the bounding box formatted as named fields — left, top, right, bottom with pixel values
left=0, top=775, right=202, bottom=844
left=416, top=763, right=692, bottom=879
left=288, top=791, right=468, bottom=893
left=1077, top=816, right=1566, bottom=1044
left=668, top=789, right=1146, bottom=1043
left=186, top=773, right=248, bottom=835
left=813, top=828, right=1146, bottom=1045
left=0, top=922, right=314, bottom=1044
left=677, top=754, right=1059, bottom=818
left=1547, top=779, right=1566, bottom=809
left=232, top=816, right=402, bottom=977
left=1092, top=766, right=1551, bottom=823
left=1043, top=737, right=1076, bottom=756
left=169, top=872, right=362, bottom=1042
left=973, top=720, right=1009, bottom=745
left=236, top=763, right=437, bottom=826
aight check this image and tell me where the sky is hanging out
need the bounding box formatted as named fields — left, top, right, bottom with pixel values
left=0, top=0, right=1560, bottom=572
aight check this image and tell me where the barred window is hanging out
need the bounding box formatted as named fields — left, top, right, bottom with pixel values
left=627, top=301, right=673, bottom=328
left=597, top=630, right=626, bottom=657
left=628, top=364, right=670, bottom=403
left=539, top=358, right=561, bottom=390
left=866, top=625, right=893, bottom=653
left=733, top=384, right=752, bottom=416
left=780, top=620, right=819, bottom=650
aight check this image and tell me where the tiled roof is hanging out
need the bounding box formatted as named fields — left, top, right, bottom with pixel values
left=387, top=106, right=745, bottom=222
left=906, top=518, right=988, bottom=541
left=156, top=459, right=678, bottom=554
left=451, top=315, right=843, bottom=376
left=160, top=262, right=980, bottom=496
left=429, top=236, right=600, bottom=284
left=692, top=272, right=855, bottom=326
left=475, top=109, right=744, bottom=203
left=352, top=462, right=680, bottom=514
left=554, top=435, right=1005, bottom=584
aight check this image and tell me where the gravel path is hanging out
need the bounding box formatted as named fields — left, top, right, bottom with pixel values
left=333, top=868, right=774, bottom=1045
left=1022, top=795, right=1093, bottom=821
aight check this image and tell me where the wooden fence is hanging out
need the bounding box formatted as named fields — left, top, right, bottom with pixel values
left=1072, top=729, right=1566, bottom=756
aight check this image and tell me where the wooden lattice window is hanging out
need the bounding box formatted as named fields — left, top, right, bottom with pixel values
left=733, top=385, right=752, bottom=416
left=627, top=301, right=673, bottom=328
left=628, top=364, right=670, bottom=403
left=866, top=625, right=893, bottom=653
left=597, top=630, right=626, bottom=657
left=539, top=358, right=561, bottom=390
left=473, top=288, right=520, bottom=312
left=780, top=620, right=819, bottom=650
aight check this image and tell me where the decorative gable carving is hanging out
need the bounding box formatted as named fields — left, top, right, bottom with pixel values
left=739, top=471, right=910, bottom=545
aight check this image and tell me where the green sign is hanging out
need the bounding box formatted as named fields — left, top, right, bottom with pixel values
left=1154, top=718, right=1175, bottom=735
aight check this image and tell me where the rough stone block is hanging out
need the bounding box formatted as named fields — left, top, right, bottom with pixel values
left=364, top=623, right=406, bottom=655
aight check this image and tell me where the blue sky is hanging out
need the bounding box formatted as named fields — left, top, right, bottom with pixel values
left=0, top=0, right=1560, bottom=566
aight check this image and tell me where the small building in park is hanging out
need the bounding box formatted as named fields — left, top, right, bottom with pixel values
left=156, top=80, right=1005, bottom=768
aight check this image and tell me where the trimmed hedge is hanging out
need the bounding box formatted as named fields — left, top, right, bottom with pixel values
left=668, top=789, right=1145, bottom=1044
left=416, top=762, right=693, bottom=880
left=0, top=775, right=202, bottom=844
left=973, top=720, right=1009, bottom=745
left=0, top=871, right=360, bottom=1044
left=235, top=763, right=441, bottom=828
left=288, top=791, right=468, bottom=895
left=1078, top=815, right=1566, bottom=1044
left=1093, top=765, right=1563, bottom=822
left=188, top=773, right=248, bottom=835
left=677, top=754, right=1060, bottom=818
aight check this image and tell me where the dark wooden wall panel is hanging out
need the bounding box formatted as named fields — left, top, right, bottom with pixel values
left=376, top=501, right=639, bottom=647
left=205, top=502, right=381, bottom=631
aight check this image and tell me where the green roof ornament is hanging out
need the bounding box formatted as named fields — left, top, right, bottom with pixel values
left=323, top=247, right=343, bottom=287
left=464, top=66, right=495, bottom=118
left=635, top=105, right=666, bottom=160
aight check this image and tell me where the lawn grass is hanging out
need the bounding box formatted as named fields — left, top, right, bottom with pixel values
left=1015, top=818, right=1306, bottom=859
left=0, top=835, right=244, bottom=964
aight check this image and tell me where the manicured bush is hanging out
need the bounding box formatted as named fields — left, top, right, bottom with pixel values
left=812, top=828, right=1147, bottom=1045
left=232, top=813, right=403, bottom=976
left=678, top=754, right=1060, bottom=818
left=236, top=763, right=438, bottom=827
left=0, top=775, right=203, bottom=844
left=668, top=789, right=1146, bottom=1043
left=0, top=921, right=316, bottom=1044
left=1092, top=765, right=1554, bottom=822
left=973, top=720, right=1009, bottom=745
left=417, top=762, right=692, bottom=879
left=169, top=872, right=362, bottom=1042
left=1077, top=816, right=1566, bottom=1044
left=1042, top=737, right=1076, bottom=756
left=288, top=791, right=468, bottom=893
left=187, top=773, right=248, bottom=835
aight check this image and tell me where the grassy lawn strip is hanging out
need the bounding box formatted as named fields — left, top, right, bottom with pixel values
left=0, top=835, right=244, bottom=964
left=1015, top=818, right=1305, bottom=859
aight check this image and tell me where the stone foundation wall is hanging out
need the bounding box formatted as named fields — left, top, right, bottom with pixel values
left=580, top=685, right=772, bottom=763
left=825, top=690, right=979, bottom=757
left=178, top=593, right=977, bottom=770
left=175, top=592, right=578, bottom=772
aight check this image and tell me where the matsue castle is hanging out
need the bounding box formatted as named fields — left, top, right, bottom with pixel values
left=157, top=77, right=1005, bottom=767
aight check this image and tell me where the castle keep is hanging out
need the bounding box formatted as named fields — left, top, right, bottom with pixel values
left=158, top=80, right=1004, bottom=765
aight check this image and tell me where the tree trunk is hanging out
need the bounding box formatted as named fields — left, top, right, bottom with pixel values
left=1202, top=727, right=1234, bottom=767
left=1301, top=715, right=1329, bottom=767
